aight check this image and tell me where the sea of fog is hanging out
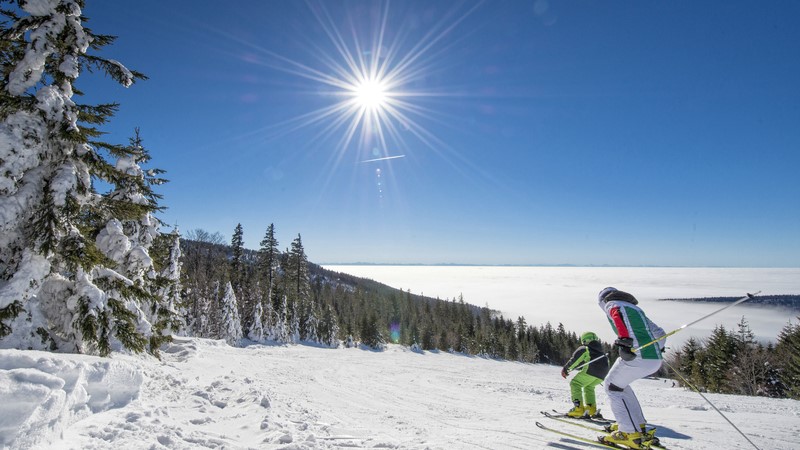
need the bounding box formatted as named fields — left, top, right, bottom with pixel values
left=322, top=266, right=800, bottom=348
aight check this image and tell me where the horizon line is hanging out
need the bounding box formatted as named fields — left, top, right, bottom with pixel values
left=318, top=263, right=800, bottom=269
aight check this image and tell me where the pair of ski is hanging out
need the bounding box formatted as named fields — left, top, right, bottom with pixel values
left=537, top=411, right=667, bottom=449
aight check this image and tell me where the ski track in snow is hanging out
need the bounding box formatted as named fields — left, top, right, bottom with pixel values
left=1, top=337, right=798, bottom=449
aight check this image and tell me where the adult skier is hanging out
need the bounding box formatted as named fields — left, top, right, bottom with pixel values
left=597, top=287, right=666, bottom=449
left=561, top=331, right=609, bottom=419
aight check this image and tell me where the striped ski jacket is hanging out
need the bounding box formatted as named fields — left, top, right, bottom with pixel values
left=599, top=296, right=666, bottom=360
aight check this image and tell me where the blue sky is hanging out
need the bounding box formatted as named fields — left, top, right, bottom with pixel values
left=79, top=1, right=799, bottom=267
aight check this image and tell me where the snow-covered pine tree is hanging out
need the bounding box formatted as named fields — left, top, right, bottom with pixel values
left=0, top=1, right=164, bottom=355
left=285, top=234, right=311, bottom=340
left=285, top=235, right=310, bottom=303
left=102, top=128, right=180, bottom=355
left=202, top=281, right=223, bottom=339
left=248, top=287, right=264, bottom=342
left=229, top=223, right=252, bottom=336
left=229, top=224, right=244, bottom=289
left=151, top=227, right=185, bottom=339
left=220, top=281, right=243, bottom=347
left=776, top=318, right=800, bottom=399
left=303, top=301, right=319, bottom=344
left=359, top=312, right=386, bottom=350
left=320, top=304, right=340, bottom=348
left=258, top=224, right=280, bottom=308
left=272, top=294, right=290, bottom=344
left=262, top=291, right=276, bottom=341
left=705, top=325, right=736, bottom=393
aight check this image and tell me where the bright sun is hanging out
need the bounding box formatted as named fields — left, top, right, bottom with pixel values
left=353, top=77, right=389, bottom=111
left=244, top=1, right=482, bottom=157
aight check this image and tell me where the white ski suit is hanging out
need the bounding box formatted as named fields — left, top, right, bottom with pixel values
left=598, top=287, right=666, bottom=433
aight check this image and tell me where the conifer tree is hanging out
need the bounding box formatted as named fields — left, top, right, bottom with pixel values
left=152, top=228, right=185, bottom=338
left=248, top=292, right=265, bottom=342
left=286, top=234, right=311, bottom=306
left=359, top=312, right=386, bottom=350
left=320, top=304, right=340, bottom=348
left=776, top=318, right=800, bottom=399
left=728, top=317, right=763, bottom=395
left=229, top=223, right=251, bottom=333
left=303, top=302, right=319, bottom=343
left=258, top=224, right=280, bottom=307
left=108, top=129, right=178, bottom=354
left=230, top=223, right=244, bottom=290
left=220, top=281, right=243, bottom=347
left=0, top=1, right=162, bottom=355
left=272, top=295, right=290, bottom=344
left=677, top=337, right=702, bottom=384
left=203, top=281, right=223, bottom=339
left=285, top=234, right=311, bottom=340
left=705, top=325, right=736, bottom=393
left=262, top=290, right=276, bottom=340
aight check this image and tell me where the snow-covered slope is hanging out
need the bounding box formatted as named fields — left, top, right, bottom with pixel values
left=1, top=338, right=797, bottom=449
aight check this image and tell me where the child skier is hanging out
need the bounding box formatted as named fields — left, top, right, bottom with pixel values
left=561, top=331, right=609, bottom=419
left=597, top=287, right=666, bottom=449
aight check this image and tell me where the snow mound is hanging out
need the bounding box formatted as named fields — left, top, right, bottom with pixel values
left=0, top=350, right=143, bottom=449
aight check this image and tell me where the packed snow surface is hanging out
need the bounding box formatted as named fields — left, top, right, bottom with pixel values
left=1, top=337, right=798, bottom=449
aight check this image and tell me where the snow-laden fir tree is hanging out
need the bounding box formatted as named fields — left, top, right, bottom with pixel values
left=248, top=288, right=264, bottom=342
left=0, top=1, right=178, bottom=356
left=776, top=318, right=800, bottom=399
left=102, top=129, right=181, bottom=354
left=285, top=234, right=311, bottom=339
left=220, top=281, right=243, bottom=347
left=229, top=223, right=251, bottom=335
left=320, top=304, right=340, bottom=348
left=151, top=227, right=185, bottom=338
left=258, top=224, right=280, bottom=321
left=272, top=295, right=290, bottom=344
left=287, top=234, right=311, bottom=298
left=200, top=281, right=222, bottom=339
left=303, top=302, right=319, bottom=344
left=262, top=292, right=276, bottom=341
left=230, top=224, right=244, bottom=290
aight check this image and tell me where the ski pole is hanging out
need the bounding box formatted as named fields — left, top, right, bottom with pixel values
left=566, top=352, right=610, bottom=374
left=663, top=359, right=760, bottom=450
left=633, top=291, right=760, bottom=354
left=567, top=291, right=759, bottom=374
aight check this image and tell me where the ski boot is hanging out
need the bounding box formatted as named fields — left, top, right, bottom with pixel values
left=599, top=430, right=650, bottom=449
left=587, top=404, right=604, bottom=420
left=567, top=400, right=586, bottom=418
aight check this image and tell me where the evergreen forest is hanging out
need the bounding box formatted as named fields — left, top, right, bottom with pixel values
left=179, top=225, right=601, bottom=367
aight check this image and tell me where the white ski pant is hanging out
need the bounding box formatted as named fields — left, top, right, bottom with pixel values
left=604, top=357, right=662, bottom=433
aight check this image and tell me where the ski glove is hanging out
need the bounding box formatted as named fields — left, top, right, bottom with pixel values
left=561, top=368, right=568, bottom=379
left=614, top=337, right=636, bottom=361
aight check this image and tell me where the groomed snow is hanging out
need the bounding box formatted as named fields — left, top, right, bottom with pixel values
left=1, top=337, right=798, bottom=449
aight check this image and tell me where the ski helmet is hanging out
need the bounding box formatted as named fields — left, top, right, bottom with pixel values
left=598, top=287, right=617, bottom=302
left=604, top=290, right=639, bottom=305
left=580, top=331, right=599, bottom=344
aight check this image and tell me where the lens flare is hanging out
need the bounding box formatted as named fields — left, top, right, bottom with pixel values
left=390, top=322, right=401, bottom=343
